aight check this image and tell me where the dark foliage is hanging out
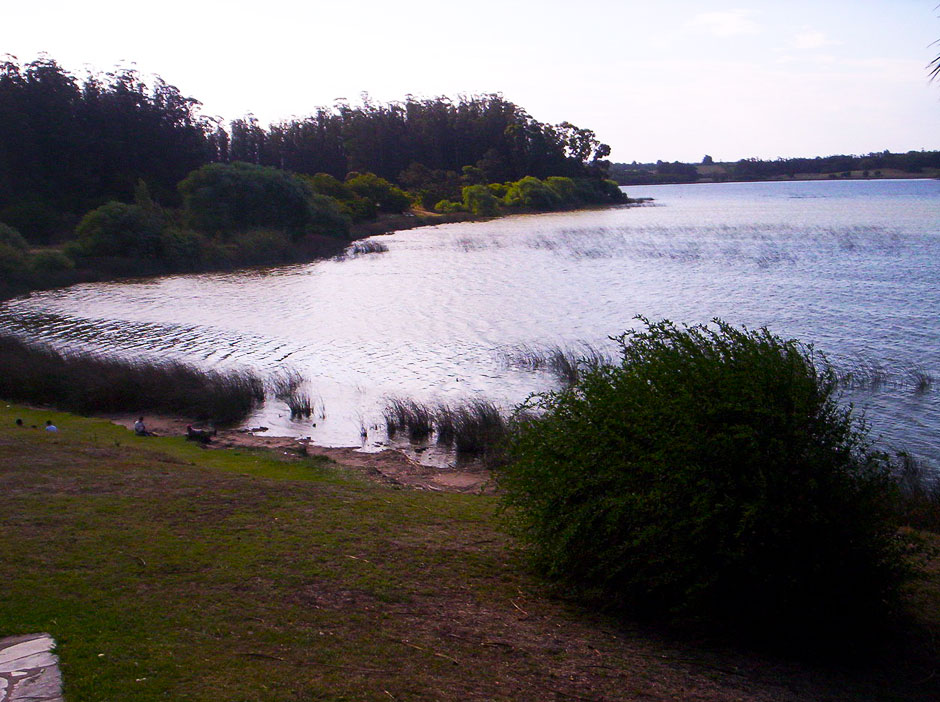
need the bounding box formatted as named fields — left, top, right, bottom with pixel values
left=892, top=452, right=940, bottom=532
left=0, top=333, right=264, bottom=424
left=498, top=318, right=908, bottom=647
left=178, top=162, right=349, bottom=240
left=244, top=94, right=612, bottom=184
left=0, top=56, right=213, bottom=234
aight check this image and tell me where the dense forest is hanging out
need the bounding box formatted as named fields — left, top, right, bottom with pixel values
left=0, top=55, right=625, bottom=298
left=0, top=56, right=615, bottom=240
left=610, top=150, right=940, bottom=185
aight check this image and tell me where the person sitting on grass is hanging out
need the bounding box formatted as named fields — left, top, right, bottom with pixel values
left=186, top=425, right=214, bottom=444
left=134, top=416, right=154, bottom=436
left=44, top=420, right=57, bottom=432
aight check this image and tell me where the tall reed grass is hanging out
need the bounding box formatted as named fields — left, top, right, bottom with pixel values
left=834, top=357, right=935, bottom=394
left=383, top=397, right=507, bottom=456
left=500, top=342, right=613, bottom=387
left=270, top=370, right=320, bottom=419
left=0, top=333, right=264, bottom=424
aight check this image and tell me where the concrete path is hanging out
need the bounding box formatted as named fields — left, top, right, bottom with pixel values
left=0, top=634, right=63, bottom=702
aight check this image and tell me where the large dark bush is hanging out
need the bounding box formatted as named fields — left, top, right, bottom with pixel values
left=498, top=318, right=906, bottom=644
left=178, top=162, right=349, bottom=240
left=69, top=201, right=165, bottom=259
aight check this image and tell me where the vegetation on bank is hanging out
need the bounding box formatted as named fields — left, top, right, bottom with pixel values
left=610, top=150, right=940, bottom=185
left=384, top=397, right=508, bottom=456
left=0, top=333, right=264, bottom=424
left=0, top=55, right=626, bottom=299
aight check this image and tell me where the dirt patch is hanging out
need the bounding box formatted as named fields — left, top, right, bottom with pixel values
left=105, top=413, right=493, bottom=493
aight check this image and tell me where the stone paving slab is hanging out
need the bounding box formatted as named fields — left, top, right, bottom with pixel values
left=0, top=634, right=63, bottom=702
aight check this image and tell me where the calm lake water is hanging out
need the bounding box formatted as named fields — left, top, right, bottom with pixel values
left=2, top=179, right=939, bottom=466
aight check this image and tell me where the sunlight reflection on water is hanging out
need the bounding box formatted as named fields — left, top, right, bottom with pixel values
left=2, top=179, right=938, bottom=466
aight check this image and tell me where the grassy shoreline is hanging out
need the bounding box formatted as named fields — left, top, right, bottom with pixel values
left=2, top=402, right=940, bottom=700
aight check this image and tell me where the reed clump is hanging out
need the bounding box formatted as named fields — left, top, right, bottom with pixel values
left=0, top=333, right=264, bottom=424
left=909, top=365, right=934, bottom=395
left=384, top=398, right=434, bottom=440
left=436, top=400, right=507, bottom=455
left=835, top=357, right=934, bottom=395
left=501, top=342, right=613, bottom=387
left=270, top=370, right=318, bottom=419
left=384, top=397, right=507, bottom=456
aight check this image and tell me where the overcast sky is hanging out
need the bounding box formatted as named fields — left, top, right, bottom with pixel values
left=3, top=0, right=939, bottom=163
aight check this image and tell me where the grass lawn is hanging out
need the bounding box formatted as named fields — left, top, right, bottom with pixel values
left=2, top=403, right=939, bottom=701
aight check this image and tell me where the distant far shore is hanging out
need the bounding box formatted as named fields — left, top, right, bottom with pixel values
left=616, top=169, right=940, bottom=187
left=610, top=149, right=940, bottom=187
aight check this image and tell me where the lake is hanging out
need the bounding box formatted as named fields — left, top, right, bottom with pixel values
left=2, top=178, right=938, bottom=466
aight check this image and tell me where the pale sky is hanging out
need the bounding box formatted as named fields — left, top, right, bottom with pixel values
left=3, top=0, right=939, bottom=163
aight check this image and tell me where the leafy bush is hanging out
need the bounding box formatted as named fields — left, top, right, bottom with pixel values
left=0, top=223, right=29, bottom=251
left=227, top=229, right=293, bottom=266
left=498, top=318, right=906, bottom=644
left=179, top=162, right=349, bottom=240
left=503, top=176, right=561, bottom=210
left=29, top=250, right=74, bottom=273
left=345, top=172, right=411, bottom=214
left=434, top=199, right=464, bottom=214
left=462, top=185, right=500, bottom=216
left=70, top=201, right=164, bottom=259
left=545, top=176, right=579, bottom=204
left=159, top=227, right=209, bottom=270
left=487, top=183, right=509, bottom=199
left=0, top=200, right=64, bottom=245
left=0, top=242, right=28, bottom=279
left=302, top=173, right=376, bottom=221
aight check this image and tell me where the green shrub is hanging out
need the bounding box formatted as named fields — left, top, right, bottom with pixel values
left=29, top=250, right=74, bottom=273
left=0, top=242, right=28, bottom=279
left=303, top=173, right=377, bottom=221
left=71, top=202, right=164, bottom=259
left=159, top=228, right=208, bottom=270
left=545, top=176, right=579, bottom=205
left=179, top=162, right=350, bottom=240
left=0, top=200, right=63, bottom=245
left=498, top=318, right=906, bottom=645
left=433, top=199, right=464, bottom=214
left=487, top=183, right=509, bottom=199
left=461, top=185, right=500, bottom=216
left=345, top=172, right=411, bottom=214
left=503, top=176, right=561, bottom=210
left=228, top=229, right=294, bottom=266
left=0, top=223, right=29, bottom=251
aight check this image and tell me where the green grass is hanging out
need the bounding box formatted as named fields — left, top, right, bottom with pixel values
left=3, top=403, right=940, bottom=701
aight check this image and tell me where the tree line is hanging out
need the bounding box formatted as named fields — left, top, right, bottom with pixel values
left=0, top=55, right=615, bottom=245
left=610, top=150, right=940, bottom=185
left=0, top=55, right=626, bottom=299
